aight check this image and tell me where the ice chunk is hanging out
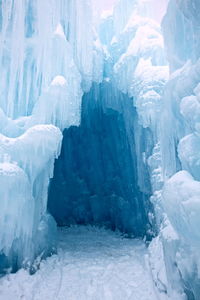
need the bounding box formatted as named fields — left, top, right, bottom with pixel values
left=178, top=134, right=200, bottom=181
left=0, top=125, right=62, bottom=183
left=113, top=0, right=137, bottom=37
left=0, top=124, right=62, bottom=271
left=122, top=25, right=165, bottom=64
left=27, top=76, right=82, bottom=131
left=163, top=170, right=200, bottom=243
left=0, top=162, right=34, bottom=268
left=180, top=95, right=200, bottom=133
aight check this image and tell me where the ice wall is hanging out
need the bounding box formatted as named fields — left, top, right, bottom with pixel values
left=1, top=1, right=199, bottom=297
left=98, top=1, right=193, bottom=298
left=0, top=0, right=96, bottom=272
left=147, top=0, right=200, bottom=298
left=48, top=0, right=169, bottom=240
left=0, top=0, right=95, bottom=118
left=48, top=82, right=153, bottom=237
left=162, top=0, right=200, bottom=72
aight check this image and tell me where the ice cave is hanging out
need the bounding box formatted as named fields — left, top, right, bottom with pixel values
left=0, top=0, right=200, bottom=299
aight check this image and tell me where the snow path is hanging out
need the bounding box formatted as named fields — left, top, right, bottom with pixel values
left=0, top=226, right=160, bottom=300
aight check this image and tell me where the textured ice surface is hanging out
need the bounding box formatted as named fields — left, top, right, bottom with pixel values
left=48, top=82, right=153, bottom=237
left=96, top=0, right=200, bottom=297
left=163, top=171, right=200, bottom=243
left=0, top=0, right=95, bottom=272
left=0, top=123, right=62, bottom=271
left=148, top=0, right=200, bottom=297
left=0, top=163, right=34, bottom=260
left=0, top=226, right=163, bottom=300
left=0, top=0, right=199, bottom=297
left=0, top=0, right=94, bottom=118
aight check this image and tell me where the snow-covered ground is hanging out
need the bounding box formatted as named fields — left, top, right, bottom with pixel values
left=0, top=226, right=161, bottom=300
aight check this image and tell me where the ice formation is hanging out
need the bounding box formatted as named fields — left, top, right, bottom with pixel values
left=1, top=0, right=200, bottom=298
left=48, top=82, right=153, bottom=236
left=0, top=0, right=94, bottom=272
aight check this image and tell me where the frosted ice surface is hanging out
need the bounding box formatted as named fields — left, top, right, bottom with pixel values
left=27, top=75, right=82, bottom=131
left=0, top=0, right=95, bottom=271
left=0, top=226, right=161, bottom=300
left=180, top=95, right=200, bottom=133
left=0, top=125, right=62, bottom=183
left=163, top=171, right=200, bottom=242
left=0, top=124, right=62, bottom=269
left=178, top=134, right=200, bottom=181
left=0, top=0, right=199, bottom=297
left=0, top=163, right=34, bottom=256
left=151, top=0, right=200, bottom=297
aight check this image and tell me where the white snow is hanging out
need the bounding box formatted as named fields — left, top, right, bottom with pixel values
left=0, top=226, right=161, bottom=300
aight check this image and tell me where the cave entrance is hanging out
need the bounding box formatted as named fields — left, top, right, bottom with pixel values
left=48, top=82, right=153, bottom=237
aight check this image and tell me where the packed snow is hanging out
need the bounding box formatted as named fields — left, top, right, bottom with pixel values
left=0, top=226, right=164, bottom=300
